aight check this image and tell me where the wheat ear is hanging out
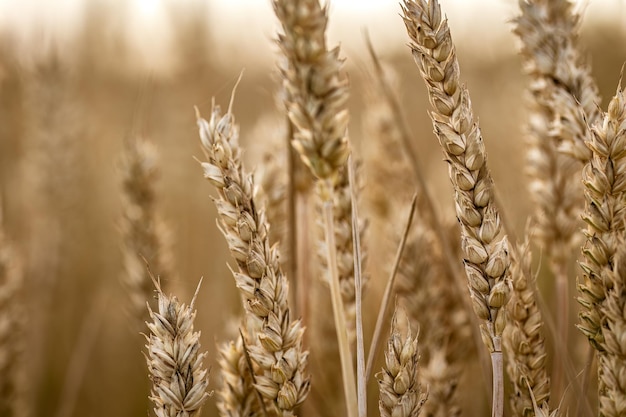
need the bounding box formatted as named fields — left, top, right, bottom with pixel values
left=377, top=310, right=428, bottom=417
left=578, top=83, right=626, bottom=417
left=397, top=224, right=468, bottom=417
left=145, top=276, right=209, bottom=417
left=514, top=0, right=600, bottom=164
left=120, top=137, right=172, bottom=329
left=196, top=95, right=310, bottom=415
left=402, top=1, right=511, bottom=415
left=217, top=337, right=262, bottom=417
left=503, top=232, right=551, bottom=416
left=513, top=1, right=602, bottom=394
left=272, top=0, right=357, bottom=414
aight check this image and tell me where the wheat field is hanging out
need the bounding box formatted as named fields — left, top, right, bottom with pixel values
left=2, top=1, right=626, bottom=417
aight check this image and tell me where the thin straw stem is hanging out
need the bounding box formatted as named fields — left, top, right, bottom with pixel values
left=322, top=186, right=358, bottom=417
left=366, top=193, right=417, bottom=381
left=348, top=156, right=366, bottom=417
left=491, top=336, right=504, bottom=417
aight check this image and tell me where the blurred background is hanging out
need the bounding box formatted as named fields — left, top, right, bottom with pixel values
left=1, top=0, right=625, bottom=416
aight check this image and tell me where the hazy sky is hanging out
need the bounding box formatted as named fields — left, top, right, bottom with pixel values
left=0, top=0, right=621, bottom=73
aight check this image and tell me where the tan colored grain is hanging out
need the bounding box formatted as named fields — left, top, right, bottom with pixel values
left=197, top=99, right=310, bottom=415
left=377, top=310, right=428, bottom=417
left=578, top=84, right=626, bottom=416
left=503, top=234, right=551, bottom=416
left=513, top=3, right=602, bottom=392
left=402, top=1, right=511, bottom=414
left=145, top=278, right=209, bottom=417
left=397, top=225, right=469, bottom=417
left=217, top=337, right=262, bottom=417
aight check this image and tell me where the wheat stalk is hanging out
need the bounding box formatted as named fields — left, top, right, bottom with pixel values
left=196, top=92, right=310, bottom=415
left=145, top=276, right=209, bottom=417
left=578, top=83, right=626, bottom=417
left=402, top=1, right=511, bottom=415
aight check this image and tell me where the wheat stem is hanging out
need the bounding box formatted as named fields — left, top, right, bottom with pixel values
left=366, top=193, right=417, bottom=382
left=322, top=189, right=358, bottom=417
left=348, top=156, right=366, bottom=417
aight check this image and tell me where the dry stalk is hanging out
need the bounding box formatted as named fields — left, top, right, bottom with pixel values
left=503, top=234, right=551, bottom=416
left=272, top=0, right=357, bottom=414
left=377, top=310, right=428, bottom=417
left=145, top=277, right=209, bottom=417
left=366, top=193, right=417, bottom=382
left=196, top=96, right=310, bottom=415
left=120, top=137, right=172, bottom=329
left=402, top=1, right=511, bottom=415
left=578, top=84, right=626, bottom=416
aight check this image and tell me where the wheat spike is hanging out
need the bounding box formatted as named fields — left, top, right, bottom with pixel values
left=197, top=99, right=310, bottom=415
left=377, top=310, right=428, bottom=417
left=578, top=84, right=626, bottom=416
left=503, top=234, right=551, bottom=416
left=120, top=137, right=172, bottom=329
left=145, top=278, right=209, bottom=417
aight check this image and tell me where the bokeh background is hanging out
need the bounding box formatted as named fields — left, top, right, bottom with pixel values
left=1, top=1, right=626, bottom=416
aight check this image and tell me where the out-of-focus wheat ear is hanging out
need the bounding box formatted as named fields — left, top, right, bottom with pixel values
left=145, top=276, right=209, bottom=417
left=402, top=1, right=511, bottom=415
left=0, top=212, right=26, bottom=417
left=196, top=92, right=310, bottom=415
left=503, top=232, right=551, bottom=416
left=273, top=0, right=357, bottom=414
left=513, top=0, right=601, bottom=164
left=396, top=225, right=468, bottom=417
left=377, top=309, right=428, bottom=417
left=217, top=337, right=263, bottom=417
left=578, top=84, right=626, bottom=417
left=120, top=137, right=172, bottom=330
left=273, top=0, right=350, bottom=182
left=513, top=1, right=602, bottom=393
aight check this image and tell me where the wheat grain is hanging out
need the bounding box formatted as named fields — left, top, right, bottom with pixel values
left=397, top=225, right=468, bottom=417
left=513, top=3, right=602, bottom=391
left=273, top=1, right=357, bottom=414
left=197, top=97, right=310, bottom=415
left=377, top=310, right=428, bottom=417
left=503, top=234, right=551, bottom=416
left=514, top=0, right=601, bottom=164
left=273, top=0, right=350, bottom=181
left=217, top=337, right=262, bottom=417
left=402, top=1, right=511, bottom=414
left=145, top=277, right=209, bottom=417
left=578, top=84, right=626, bottom=416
